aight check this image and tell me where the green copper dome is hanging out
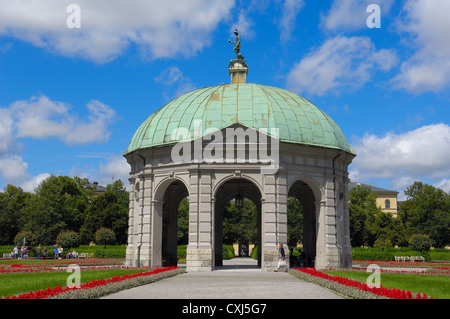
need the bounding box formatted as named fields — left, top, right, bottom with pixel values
left=124, top=83, right=355, bottom=155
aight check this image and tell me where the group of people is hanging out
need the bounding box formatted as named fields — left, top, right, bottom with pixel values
left=11, top=244, right=47, bottom=259
left=10, top=244, right=78, bottom=259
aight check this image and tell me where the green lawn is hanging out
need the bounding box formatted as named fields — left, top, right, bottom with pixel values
left=324, top=270, right=450, bottom=299
left=0, top=268, right=151, bottom=298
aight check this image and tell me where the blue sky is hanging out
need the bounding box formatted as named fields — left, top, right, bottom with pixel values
left=0, top=0, right=449, bottom=200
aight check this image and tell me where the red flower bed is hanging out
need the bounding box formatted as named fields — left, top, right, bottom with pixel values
left=295, top=268, right=432, bottom=299
left=0, top=263, right=54, bottom=273
left=0, top=259, right=132, bottom=273
left=2, top=266, right=178, bottom=299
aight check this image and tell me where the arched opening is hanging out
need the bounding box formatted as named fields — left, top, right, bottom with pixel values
left=288, top=180, right=317, bottom=268
left=159, top=179, right=189, bottom=267
left=214, top=178, right=262, bottom=270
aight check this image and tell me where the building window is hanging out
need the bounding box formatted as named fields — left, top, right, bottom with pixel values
left=385, top=199, right=390, bottom=209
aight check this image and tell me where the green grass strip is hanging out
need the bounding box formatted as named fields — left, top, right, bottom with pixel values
left=0, top=268, right=152, bottom=298
left=324, top=270, right=450, bottom=299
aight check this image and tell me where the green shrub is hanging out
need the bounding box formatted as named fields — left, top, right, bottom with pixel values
left=352, top=247, right=433, bottom=261
left=177, top=245, right=187, bottom=259
left=429, top=249, right=450, bottom=261
left=223, top=245, right=235, bottom=260
left=95, top=228, right=116, bottom=248
left=252, top=246, right=258, bottom=260
left=409, top=234, right=432, bottom=252
left=94, top=249, right=125, bottom=258
left=56, top=230, right=80, bottom=250
left=373, top=237, right=392, bottom=250
left=14, top=230, right=36, bottom=247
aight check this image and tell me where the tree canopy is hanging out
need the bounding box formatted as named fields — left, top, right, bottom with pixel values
left=0, top=175, right=129, bottom=246
left=350, top=182, right=449, bottom=249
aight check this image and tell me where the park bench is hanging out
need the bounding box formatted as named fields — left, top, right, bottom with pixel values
left=2, top=253, right=12, bottom=259
left=410, top=256, right=425, bottom=262
left=79, top=253, right=89, bottom=258
left=395, top=256, right=425, bottom=262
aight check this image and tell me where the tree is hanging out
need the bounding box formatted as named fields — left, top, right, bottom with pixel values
left=399, top=182, right=450, bottom=248
left=80, top=182, right=128, bottom=244
left=349, top=184, right=383, bottom=247
left=0, top=185, right=30, bottom=245
left=177, top=197, right=189, bottom=245
left=222, top=198, right=258, bottom=246
left=409, top=234, right=432, bottom=252
left=287, top=197, right=303, bottom=248
left=95, top=227, right=116, bottom=247
left=20, top=175, right=87, bottom=244
left=57, top=230, right=80, bottom=250
left=14, top=230, right=36, bottom=247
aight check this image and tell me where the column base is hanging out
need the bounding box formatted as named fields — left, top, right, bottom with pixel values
left=186, top=247, right=213, bottom=272
left=262, top=246, right=289, bottom=272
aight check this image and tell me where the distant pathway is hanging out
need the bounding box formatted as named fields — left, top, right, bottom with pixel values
left=102, top=258, right=342, bottom=299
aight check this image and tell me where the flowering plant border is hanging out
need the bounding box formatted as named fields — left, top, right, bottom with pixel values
left=3, top=266, right=184, bottom=299
left=289, top=268, right=432, bottom=299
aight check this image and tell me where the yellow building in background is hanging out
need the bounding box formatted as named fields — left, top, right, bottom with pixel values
left=349, top=182, right=399, bottom=217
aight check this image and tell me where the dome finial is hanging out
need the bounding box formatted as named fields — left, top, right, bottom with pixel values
left=228, top=29, right=248, bottom=84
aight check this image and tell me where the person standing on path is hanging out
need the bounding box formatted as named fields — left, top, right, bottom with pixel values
left=36, top=244, right=41, bottom=259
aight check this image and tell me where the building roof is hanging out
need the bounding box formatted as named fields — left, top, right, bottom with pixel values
left=349, top=182, right=399, bottom=194
left=88, top=181, right=106, bottom=193
left=124, top=83, right=355, bottom=155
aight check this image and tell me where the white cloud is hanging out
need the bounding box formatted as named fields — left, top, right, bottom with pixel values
left=0, top=154, right=29, bottom=181
left=389, top=0, right=450, bottom=93
left=286, top=35, right=397, bottom=95
left=349, top=123, right=450, bottom=191
left=0, top=154, right=50, bottom=192
left=20, top=173, right=51, bottom=193
left=435, top=179, right=450, bottom=194
left=0, top=108, right=15, bottom=153
left=279, top=0, right=305, bottom=42
left=9, top=95, right=117, bottom=145
left=0, top=0, right=235, bottom=63
left=0, top=95, right=118, bottom=192
left=155, top=67, right=184, bottom=86
left=98, top=155, right=130, bottom=187
left=155, top=66, right=197, bottom=102
left=320, top=0, right=394, bottom=31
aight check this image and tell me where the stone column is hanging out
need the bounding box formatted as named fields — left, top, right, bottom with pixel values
left=214, top=196, right=223, bottom=267
left=186, top=169, right=213, bottom=271
left=340, top=177, right=352, bottom=268
left=261, top=173, right=278, bottom=271
left=130, top=172, right=153, bottom=267
left=316, top=177, right=339, bottom=269
left=125, top=177, right=136, bottom=266
left=150, top=199, right=163, bottom=267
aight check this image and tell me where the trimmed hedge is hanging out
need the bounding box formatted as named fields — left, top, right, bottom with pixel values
left=352, top=247, right=432, bottom=262
left=177, top=245, right=187, bottom=259
left=251, top=246, right=258, bottom=260
left=223, top=245, right=235, bottom=260
left=3, top=245, right=448, bottom=261
left=176, top=245, right=235, bottom=260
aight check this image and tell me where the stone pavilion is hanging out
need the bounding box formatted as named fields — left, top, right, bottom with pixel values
left=123, top=35, right=356, bottom=271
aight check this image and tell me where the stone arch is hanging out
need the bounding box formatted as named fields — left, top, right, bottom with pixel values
left=153, top=176, right=190, bottom=201
left=287, top=176, right=322, bottom=204
left=212, top=173, right=263, bottom=201
left=213, top=176, right=262, bottom=268
left=152, top=177, right=189, bottom=267
left=288, top=179, right=320, bottom=267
